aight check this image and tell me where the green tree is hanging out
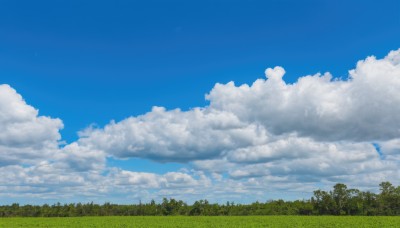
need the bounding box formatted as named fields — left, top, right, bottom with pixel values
left=332, top=183, right=349, bottom=215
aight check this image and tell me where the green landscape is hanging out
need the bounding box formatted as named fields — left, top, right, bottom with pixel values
left=1, top=182, right=400, bottom=227
left=2, top=216, right=400, bottom=228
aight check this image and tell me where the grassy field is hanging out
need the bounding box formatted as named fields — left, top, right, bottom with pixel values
left=1, top=216, right=400, bottom=227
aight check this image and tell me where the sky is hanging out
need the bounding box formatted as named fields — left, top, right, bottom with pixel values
left=0, top=0, right=400, bottom=205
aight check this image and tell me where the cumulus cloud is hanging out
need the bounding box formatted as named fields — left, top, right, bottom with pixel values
left=71, top=49, right=400, bottom=166
left=228, top=142, right=390, bottom=179
left=380, top=139, right=400, bottom=156
left=76, top=107, right=269, bottom=162
left=0, top=85, right=63, bottom=166
left=0, top=85, right=107, bottom=200
left=0, top=85, right=214, bottom=202
left=111, top=169, right=209, bottom=189
left=57, top=143, right=106, bottom=172
left=0, top=163, right=213, bottom=202
left=0, top=85, right=63, bottom=147
left=69, top=49, right=400, bottom=171
left=2, top=49, right=400, bottom=203
left=63, top=49, right=400, bottom=191
left=208, top=49, right=400, bottom=142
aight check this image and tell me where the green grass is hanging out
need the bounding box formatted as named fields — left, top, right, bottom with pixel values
left=1, top=216, right=400, bottom=227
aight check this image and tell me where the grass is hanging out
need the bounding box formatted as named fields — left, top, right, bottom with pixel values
left=1, top=216, right=400, bottom=227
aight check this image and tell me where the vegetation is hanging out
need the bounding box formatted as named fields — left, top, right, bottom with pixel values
left=1, top=216, right=400, bottom=227
left=1, top=182, right=400, bottom=217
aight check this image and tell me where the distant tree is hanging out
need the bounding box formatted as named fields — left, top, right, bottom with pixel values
left=312, top=189, right=334, bottom=215
left=1, top=182, right=400, bottom=217
left=331, top=183, right=349, bottom=215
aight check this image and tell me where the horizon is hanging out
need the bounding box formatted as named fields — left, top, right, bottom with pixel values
left=0, top=181, right=396, bottom=206
left=1, top=0, right=400, bottom=205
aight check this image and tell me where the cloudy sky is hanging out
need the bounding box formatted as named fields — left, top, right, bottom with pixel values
left=1, top=0, right=400, bottom=205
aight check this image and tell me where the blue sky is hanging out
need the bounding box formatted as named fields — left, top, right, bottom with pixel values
left=1, top=0, right=400, bottom=204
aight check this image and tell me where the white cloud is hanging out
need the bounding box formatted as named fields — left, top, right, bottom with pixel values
left=76, top=107, right=269, bottom=162
left=380, top=139, right=400, bottom=156
left=0, top=85, right=63, bottom=166
left=56, top=49, right=400, bottom=199
left=57, top=143, right=106, bottom=171
left=207, top=49, right=400, bottom=141
left=74, top=49, right=400, bottom=167
left=2, top=49, right=400, bottom=203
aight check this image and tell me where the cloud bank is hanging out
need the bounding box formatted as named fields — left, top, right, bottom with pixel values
left=1, top=49, right=400, bottom=203
left=0, top=85, right=63, bottom=166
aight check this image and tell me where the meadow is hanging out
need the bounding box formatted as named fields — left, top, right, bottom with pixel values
left=1, top=216, right=400, bottom=228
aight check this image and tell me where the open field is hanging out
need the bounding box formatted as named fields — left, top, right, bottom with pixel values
left=1, top=216, right=400, bottom=228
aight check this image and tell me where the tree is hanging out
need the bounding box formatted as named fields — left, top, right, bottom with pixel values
left=312, top=189, right=334, bottom=215
left=378, top=181, right=400, bottom=215
left=332, top=183, right=349, bottom=215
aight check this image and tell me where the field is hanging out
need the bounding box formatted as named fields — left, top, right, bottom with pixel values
left=1, top=216, right=400, bottom=227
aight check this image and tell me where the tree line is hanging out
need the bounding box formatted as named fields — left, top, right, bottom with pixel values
left=1, top=182, right=400, bottom=217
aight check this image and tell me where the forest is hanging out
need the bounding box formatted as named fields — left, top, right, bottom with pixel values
left=1, top=182, right=399, bottom=217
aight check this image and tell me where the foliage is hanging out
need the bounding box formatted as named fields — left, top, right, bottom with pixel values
left=1, top=182, right=400, bottom=217
left=1, top=216, right=400, bottom=227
